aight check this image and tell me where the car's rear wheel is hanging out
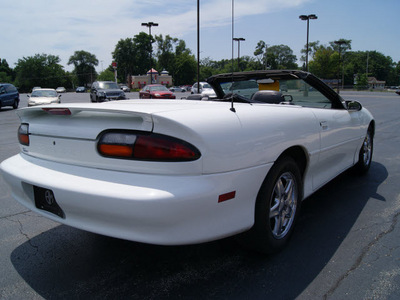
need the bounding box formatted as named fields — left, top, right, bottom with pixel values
left=246, top=156, right=302, bottom=254
left=353, top=126, right=374, bottom=175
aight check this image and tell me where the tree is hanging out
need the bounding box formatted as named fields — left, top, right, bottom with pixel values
left=132, top=32, right=153, bottom=75
left=155, top=34, right=178, bottom=73
left=300, top=41, right=320, bottom=69
left=97, top=68, right=116, bottom=81
left=68, top=50, right=98, bottom=86
left=354, top=73, right=368, bottom=90
left=267, top=45, right=298, bottom=69
left=112, top=33, right=153, bottom=83
left=14, top=54, right=67, bottom=92
left=154, top=36, right=197, bottom=85
left=329, top=39, right=352, bottom=53
left=174, top=51, right=197, bottom=85
left=254, top=42, right=298, bottom=70
left=0, top=59, right=14, bottom=83
left=254, top=40, right=267, bottom=69
left=112, top=38, right=136, bottom=83
left=308, top=45, right=338, bottom=79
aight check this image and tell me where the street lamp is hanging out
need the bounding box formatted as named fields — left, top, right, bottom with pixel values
left=334, top=40, right=347, bottom=93
left=141, top=22, right=158, bottom=84
left=299, top=14, right=318, bottom=72
left=233, top=37, right=245, bottom=71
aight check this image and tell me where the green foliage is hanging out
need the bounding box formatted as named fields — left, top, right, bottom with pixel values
left=97, top=69, right=116, bottom=81
left=354, top=73, right=368, bottom=90
left=154, top=35, right=197, bottom=85
left=14, top=54, right=67, bottom=92
left=252, top=42, right=298, bottom=70
left=0, top=59, right=14, bottom=82
left=112, top=32, right=152, bottom=83
left=68, top=50, right=98, bottom=87
left=300, top=41, right=320, bottom=65
left=309, top=45, right=338, bottom=79
left=267, top=45, right=298, bottom=69
left=3, top=35, right=400, bottom=90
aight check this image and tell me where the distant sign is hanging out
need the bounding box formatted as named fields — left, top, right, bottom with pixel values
left=112, top=62, right=117, bottom=69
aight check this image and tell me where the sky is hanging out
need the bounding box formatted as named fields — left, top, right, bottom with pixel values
left=1, top=0, right=399, bottom=73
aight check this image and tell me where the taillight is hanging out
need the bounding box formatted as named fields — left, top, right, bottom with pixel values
left=42, top=108, right=71, bottom=115
left=18, top=123, right=30, bottom=146
left=97, top=131, right=201, bottom=162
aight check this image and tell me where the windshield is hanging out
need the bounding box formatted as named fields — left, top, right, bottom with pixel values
left=149, top=85, right=169, bottom=92
left=31, top=90, right=58, bottom=97
left=99, top=82, right=119, bottom=89
left=218, top=77, right=332, bottom=108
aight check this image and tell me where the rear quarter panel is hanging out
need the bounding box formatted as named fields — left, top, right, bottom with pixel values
left=152, top=103, right=321, bottom=174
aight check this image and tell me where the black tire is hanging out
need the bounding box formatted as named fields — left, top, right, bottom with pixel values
left=13, top=99, right=19, bottom=109
left=245, top=156, right=302, bottom=254
left=353, top=126, right=373, bottom=175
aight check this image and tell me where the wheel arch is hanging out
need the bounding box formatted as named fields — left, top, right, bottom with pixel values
left=276, top=145, right=309, bottom=181
left=368, top=120, right=375, bottom=138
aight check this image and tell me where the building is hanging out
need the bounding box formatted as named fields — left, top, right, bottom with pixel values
left=368, top=77, right=385, bottom=90
left=129, top=69, right=173, bottom=89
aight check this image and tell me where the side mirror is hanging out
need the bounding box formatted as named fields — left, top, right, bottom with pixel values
left=27, top=95, right=30, bottom=98
left=346, top=100, right=362, bottom=111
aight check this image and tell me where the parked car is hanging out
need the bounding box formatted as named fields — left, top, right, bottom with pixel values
left=191, top=82, right=217, bottom=98
left=32, top=87, right=41, bottom=92
left=56, top=87, right=66, bottom=93
left=1, top=70, right=374, bottom=254
left=0, top=83, right=19, bottom=109
left=120, top=85, right=130, bottom=92
left=76, top=86, right=86, bottom=93
left=90, top=81, right=126, bottom=102
left=396, top=89, right=400, bottom=95
left=27, top=88, right=61, bottom=107
left=169, top=86, right=185, bottom=92
left=139, top=84, right=176, bottom=99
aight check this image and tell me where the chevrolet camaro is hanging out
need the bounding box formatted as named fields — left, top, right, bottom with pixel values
left=0, top=70, right=374, bottom=253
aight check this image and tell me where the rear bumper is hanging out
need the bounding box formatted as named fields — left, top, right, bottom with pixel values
left=1, top=153, right=270, bottom=245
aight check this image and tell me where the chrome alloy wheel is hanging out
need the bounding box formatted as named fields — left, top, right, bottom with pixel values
left=269, top=172, right=298, bottom=239
left=362, top=132, right=372, bottom=167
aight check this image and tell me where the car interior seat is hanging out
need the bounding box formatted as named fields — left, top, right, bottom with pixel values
left=251, top=90, right=284, bottom=104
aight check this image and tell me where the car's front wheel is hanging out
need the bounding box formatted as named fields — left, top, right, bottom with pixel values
left=353, top=126, right=374, bottom=175
left=247, top=156, right=302, bottom=254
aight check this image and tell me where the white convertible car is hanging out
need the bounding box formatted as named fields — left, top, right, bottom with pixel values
left=1, top=70, right=374, bottom=253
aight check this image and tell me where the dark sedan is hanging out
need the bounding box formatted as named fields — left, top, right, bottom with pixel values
left=76, top=86, right=86, bottom=93
left=139, top=84, right=176, bottom=99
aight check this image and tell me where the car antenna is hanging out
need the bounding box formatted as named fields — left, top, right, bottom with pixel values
left=230, top=0, right=236, bottom=113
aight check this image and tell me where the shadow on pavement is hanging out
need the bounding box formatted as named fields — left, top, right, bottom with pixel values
left=11, top=162, right=387, bottom=299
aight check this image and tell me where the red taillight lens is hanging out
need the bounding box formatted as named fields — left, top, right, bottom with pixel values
left=42, top=108, right=71, bottom=115
left=97, top=131, right=201, bottom=162
left=133, top=135, right=199, bottom=160
left=18, top=123, right=30, bottom=146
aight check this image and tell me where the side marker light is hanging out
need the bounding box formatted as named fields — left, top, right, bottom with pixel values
left=218, top=191, right=236, bottom=203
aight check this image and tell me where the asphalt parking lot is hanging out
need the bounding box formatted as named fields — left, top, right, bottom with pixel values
left=1, top=91, right=400, bottom=299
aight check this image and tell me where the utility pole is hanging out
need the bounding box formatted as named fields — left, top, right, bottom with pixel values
left=141, top=22, right=158, bottom=84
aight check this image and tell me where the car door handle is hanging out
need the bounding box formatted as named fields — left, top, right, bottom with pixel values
left=320, top=121, right=328, bottom=130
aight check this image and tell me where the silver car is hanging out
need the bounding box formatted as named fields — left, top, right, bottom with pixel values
left=191, top=82, right=216, bottom=98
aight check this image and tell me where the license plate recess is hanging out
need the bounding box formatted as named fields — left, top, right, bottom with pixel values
left=34, top=186, right=65, bottom=218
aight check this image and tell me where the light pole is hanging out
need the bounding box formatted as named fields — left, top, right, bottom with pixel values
left=141, top=22, right=158, bottom=84
left=334, top=40, right=347, bottom=93
left=233, top=37, right=245, bottom=71
left=197, top=0, right=200, bottom=94
left=299, top=14, right=317, bottom=72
